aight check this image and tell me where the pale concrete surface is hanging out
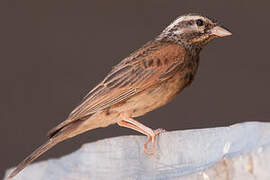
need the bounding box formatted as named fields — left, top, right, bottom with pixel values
left=5, top=122, right=270, bottom=180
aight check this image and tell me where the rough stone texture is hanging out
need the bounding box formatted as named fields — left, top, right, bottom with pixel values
left=4, top=121, right=270, bottom=180
left=178, top=147, right=270, bottom=180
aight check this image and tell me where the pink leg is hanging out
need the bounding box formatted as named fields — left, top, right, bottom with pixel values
left=117, top=117, right=165, bottom=155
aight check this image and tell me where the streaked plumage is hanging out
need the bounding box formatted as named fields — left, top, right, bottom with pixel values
left=9, top=14, right=231, bottom=178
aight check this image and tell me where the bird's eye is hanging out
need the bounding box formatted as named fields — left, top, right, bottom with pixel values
left=196, top=19, right=204, bottom=26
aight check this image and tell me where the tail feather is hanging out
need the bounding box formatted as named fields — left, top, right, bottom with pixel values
left=47, top=116, right=91, bottom=138
left=8, top=138, right=60, bottom=178
left=8, top=120, right=85, bottom=179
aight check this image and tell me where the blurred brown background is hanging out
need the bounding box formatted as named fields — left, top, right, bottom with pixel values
left=1, top=0, right=270, bottom=178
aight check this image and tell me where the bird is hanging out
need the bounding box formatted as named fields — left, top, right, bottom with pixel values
left=8, top=13, right=231, bottom=178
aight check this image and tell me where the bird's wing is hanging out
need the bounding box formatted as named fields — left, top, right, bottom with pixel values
left=48, top=41, right=186, bottom=137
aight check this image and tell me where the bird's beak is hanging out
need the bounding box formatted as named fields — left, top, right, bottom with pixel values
left=210, top=26, right=232, bottom=37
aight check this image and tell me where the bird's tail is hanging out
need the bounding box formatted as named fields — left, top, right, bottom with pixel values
left=8, top=138, right=59, bottom=179
left=8, top=120, right=85, bottom=179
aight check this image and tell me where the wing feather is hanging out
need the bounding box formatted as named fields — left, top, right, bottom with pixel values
left=47, top=41, right=186, bottom=137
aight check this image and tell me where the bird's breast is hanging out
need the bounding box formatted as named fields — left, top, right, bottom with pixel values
left=107, top=47, right=200, bottom=119
left=110, top=66, right=196, bottom=118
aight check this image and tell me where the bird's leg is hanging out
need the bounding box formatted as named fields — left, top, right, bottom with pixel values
left=117, top=117, right=165, bottom=155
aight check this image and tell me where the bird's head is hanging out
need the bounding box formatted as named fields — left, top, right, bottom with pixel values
left=157, top=14, right=232, bottom=50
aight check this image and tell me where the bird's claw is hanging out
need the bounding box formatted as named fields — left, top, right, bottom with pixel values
left=143, top=128, right=166, bottom=155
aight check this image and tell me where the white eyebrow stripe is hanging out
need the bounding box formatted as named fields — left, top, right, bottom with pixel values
left=163, top=15, right=213, bottom=35
left=166, top=15, right=203, bottom=31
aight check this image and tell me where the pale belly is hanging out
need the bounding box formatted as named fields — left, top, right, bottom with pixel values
left=111, top=70, right=190, bottom=118
left=83, top=70, right=193, bottom=129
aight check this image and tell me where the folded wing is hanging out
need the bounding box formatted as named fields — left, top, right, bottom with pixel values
left=48, top=41, right=186, bottom=137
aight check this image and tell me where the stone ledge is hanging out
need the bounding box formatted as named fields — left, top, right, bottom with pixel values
left=5, top=121, right=270, bottom=180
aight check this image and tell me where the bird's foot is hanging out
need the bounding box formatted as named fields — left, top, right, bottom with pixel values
left=143, top=128, right=166, bottom=155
